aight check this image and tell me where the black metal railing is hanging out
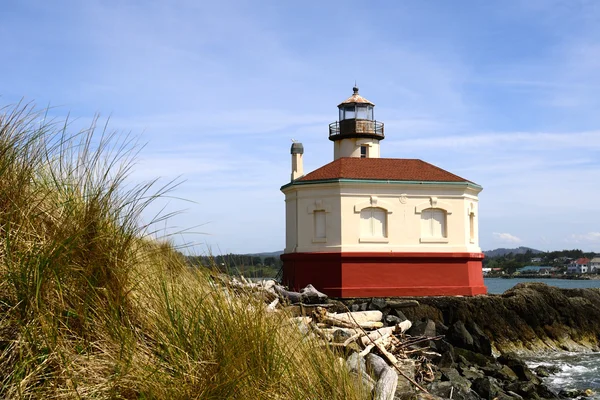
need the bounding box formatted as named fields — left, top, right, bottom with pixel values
left=328, top=120, right=384, bottom=138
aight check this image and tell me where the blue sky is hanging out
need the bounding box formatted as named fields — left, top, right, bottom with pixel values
left=2, top=0, right=600, bottom=254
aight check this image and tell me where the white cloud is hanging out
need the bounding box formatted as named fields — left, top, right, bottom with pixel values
left=568, top=232, right=600, bottom=243
left=493, top=232, right=522, bottom=243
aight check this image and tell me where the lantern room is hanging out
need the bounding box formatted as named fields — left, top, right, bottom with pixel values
left=329, top=86, right=384, bottom=159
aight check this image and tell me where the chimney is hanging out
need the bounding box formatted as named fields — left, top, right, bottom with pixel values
left=291, top=142, right=304, bottom=181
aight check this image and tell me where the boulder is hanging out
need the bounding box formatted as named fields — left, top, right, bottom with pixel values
left=440, top=367, right=469, bottom=385
left=471, top=377, right=502, bottom=400
left=427, top=381, right=479, bottom=400
left=447, top=321, right=474, bottom=349
left=504, top=381, right=537, bottom=398
left=454, top=347, right=496, bottom=368
left=369, top=297, right=389, bottom=311
left=385, top=314, right=403, bottom=326
left=497, top=353, right=540, bottom=385
left=407, top=319, right=436, bottom=338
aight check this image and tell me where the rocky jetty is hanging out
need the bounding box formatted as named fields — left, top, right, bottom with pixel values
left=228, top=278, right=600, bottom=399
left=333, top=283, right=600, bottom=399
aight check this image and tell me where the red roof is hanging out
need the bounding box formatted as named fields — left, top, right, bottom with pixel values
left=576, top=258, right=590, bottom=265
left=297, top=158, right=475, bottom=184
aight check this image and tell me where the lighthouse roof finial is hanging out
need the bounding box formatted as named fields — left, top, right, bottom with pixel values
left=338, top=84, right=374, bottom=107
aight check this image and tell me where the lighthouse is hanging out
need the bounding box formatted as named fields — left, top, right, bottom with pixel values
left=280, top=87, right=486, bottom=297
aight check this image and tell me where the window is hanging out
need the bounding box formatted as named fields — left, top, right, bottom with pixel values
left=360, top=145, right=368, bottom=158
left=356, top=105, right=368, bottom=119
left=421, top=208, right=446, bottom=238
left=343, top=106, right=355, bottom=120
left=314, top=210, right=326, bottom=240
left=360, top=207, right=387, bottom=238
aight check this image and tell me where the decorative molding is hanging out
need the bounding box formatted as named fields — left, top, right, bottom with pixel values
left=399, top=194, right=408, bottom=204
left=307, top=199, right=331, bottom=214
left=468, top=202, right=476, bottom=216
left=420, top=237, right=449, bottom=244
left=359, top=237, right=390, bottom=244
left=354, top=196, right=393, bottom=213
left=415, top=197, right=453, bottom=214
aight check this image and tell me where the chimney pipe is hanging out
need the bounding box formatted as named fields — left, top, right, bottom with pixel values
left=291, top=142, right=304, bottom=181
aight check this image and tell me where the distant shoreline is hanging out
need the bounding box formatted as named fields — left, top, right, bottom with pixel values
left=485, top=273, right=600, bottom=280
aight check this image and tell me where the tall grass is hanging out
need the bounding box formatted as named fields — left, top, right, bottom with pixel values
left=0, top=102, right=366, bottom=399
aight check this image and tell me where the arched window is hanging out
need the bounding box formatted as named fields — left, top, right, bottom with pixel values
left=421, top=208, right=446, bottom=239
left=360, top=207, right=387, bottom=238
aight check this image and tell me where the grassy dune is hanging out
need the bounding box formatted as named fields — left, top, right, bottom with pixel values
left=0, top=103, right=365, bottom=399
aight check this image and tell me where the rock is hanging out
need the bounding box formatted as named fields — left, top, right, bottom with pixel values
left=533, top=366, right=550, bottom=378
left=460, top=366, right=485, bottom=381
left=440, top=367, right=472, bottom=393
left=505, top=391, right=524, bottom=400
left=385, top=314, right=403, bottom=326
left=436, top=350, right=456, bottom=369
left=332, top=329, right=351, bottom=343
left=471, top=377, right=502, bottom=400
left=395, top=359, right=416, bottom=395
left=369, top=297, right=389, bottom=311
left=454, top=347, right=496, bottom=368
left=504, top=381, right=537, bottom=398
left=351, top=302, right=368, bottom=312
left=447, top=321, right=474, bottom=350
left=427, top=381, right=479, bottom=400
left=407, top=319, right=436, bottom=338
left=387, top=299, right=420, bottom=309
left=392, top=309, right=408, bottom=321
left=435, top=321, right=449, bottom=336
left=558, top=388, right=591, bottom=398
left=534, top=365, right=560, bottom=377
left=492, top=364, right=519, bottom=383
left=535, top=383, right=559, bottom=399
left=467, top=322, right=492, bottom=356
left=497, top=353, right=540, bottom=385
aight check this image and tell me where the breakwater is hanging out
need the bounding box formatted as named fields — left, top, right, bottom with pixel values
left=327, top=283, right=600, bottom=398
left=334, top=283, right=600, bottom=354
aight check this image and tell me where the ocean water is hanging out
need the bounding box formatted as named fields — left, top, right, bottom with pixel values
left=484, top=277, right=600, bottom=295
left=484, top=278, right=600, bottom=396
left=526, top=352, right=600, bottom=397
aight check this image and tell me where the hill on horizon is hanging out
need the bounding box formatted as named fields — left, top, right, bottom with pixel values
left=483, top=246, right=544, bottom=258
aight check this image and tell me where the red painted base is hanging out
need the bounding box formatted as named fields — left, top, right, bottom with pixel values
left=280, top=252, right=486, bottom=297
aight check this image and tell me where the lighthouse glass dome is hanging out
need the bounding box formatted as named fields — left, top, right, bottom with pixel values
left=339, top=104, right=374, bottom=121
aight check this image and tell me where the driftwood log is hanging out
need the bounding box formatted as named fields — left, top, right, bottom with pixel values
left=366, top=353, right=398, bottom=400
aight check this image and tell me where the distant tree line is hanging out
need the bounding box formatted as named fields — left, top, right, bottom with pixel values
left=483, top=249, right=597, bottom=274
left=185, top=253, right=283, bottom=278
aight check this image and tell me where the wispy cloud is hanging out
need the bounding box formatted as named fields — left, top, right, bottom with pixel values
left=568, top=232, right=600, bottom=243
left=493, top=233, right=522, bottom=244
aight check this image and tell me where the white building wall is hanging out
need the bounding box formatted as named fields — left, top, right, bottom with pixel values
left=333, top=138, right=381, bottom=159
left=283, top=181, right=482, bottom=254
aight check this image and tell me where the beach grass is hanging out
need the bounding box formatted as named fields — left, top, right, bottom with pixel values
left=0, top=102, right=366, bottom=399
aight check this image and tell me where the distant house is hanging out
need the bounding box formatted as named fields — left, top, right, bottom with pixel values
left=590, top=257, right=600, bottom=273
left=568, top=258, right=590, bottom=274
left=530, top=257, right=543, bottom=263
left=517, top=265, right=552, bottom=275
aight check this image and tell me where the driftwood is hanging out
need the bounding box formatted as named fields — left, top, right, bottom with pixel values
left=328, top=310, right=383, bottom=324
left=219, top=276, right=440, bottom=397
left=366, top=353, right=398, bottom=400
